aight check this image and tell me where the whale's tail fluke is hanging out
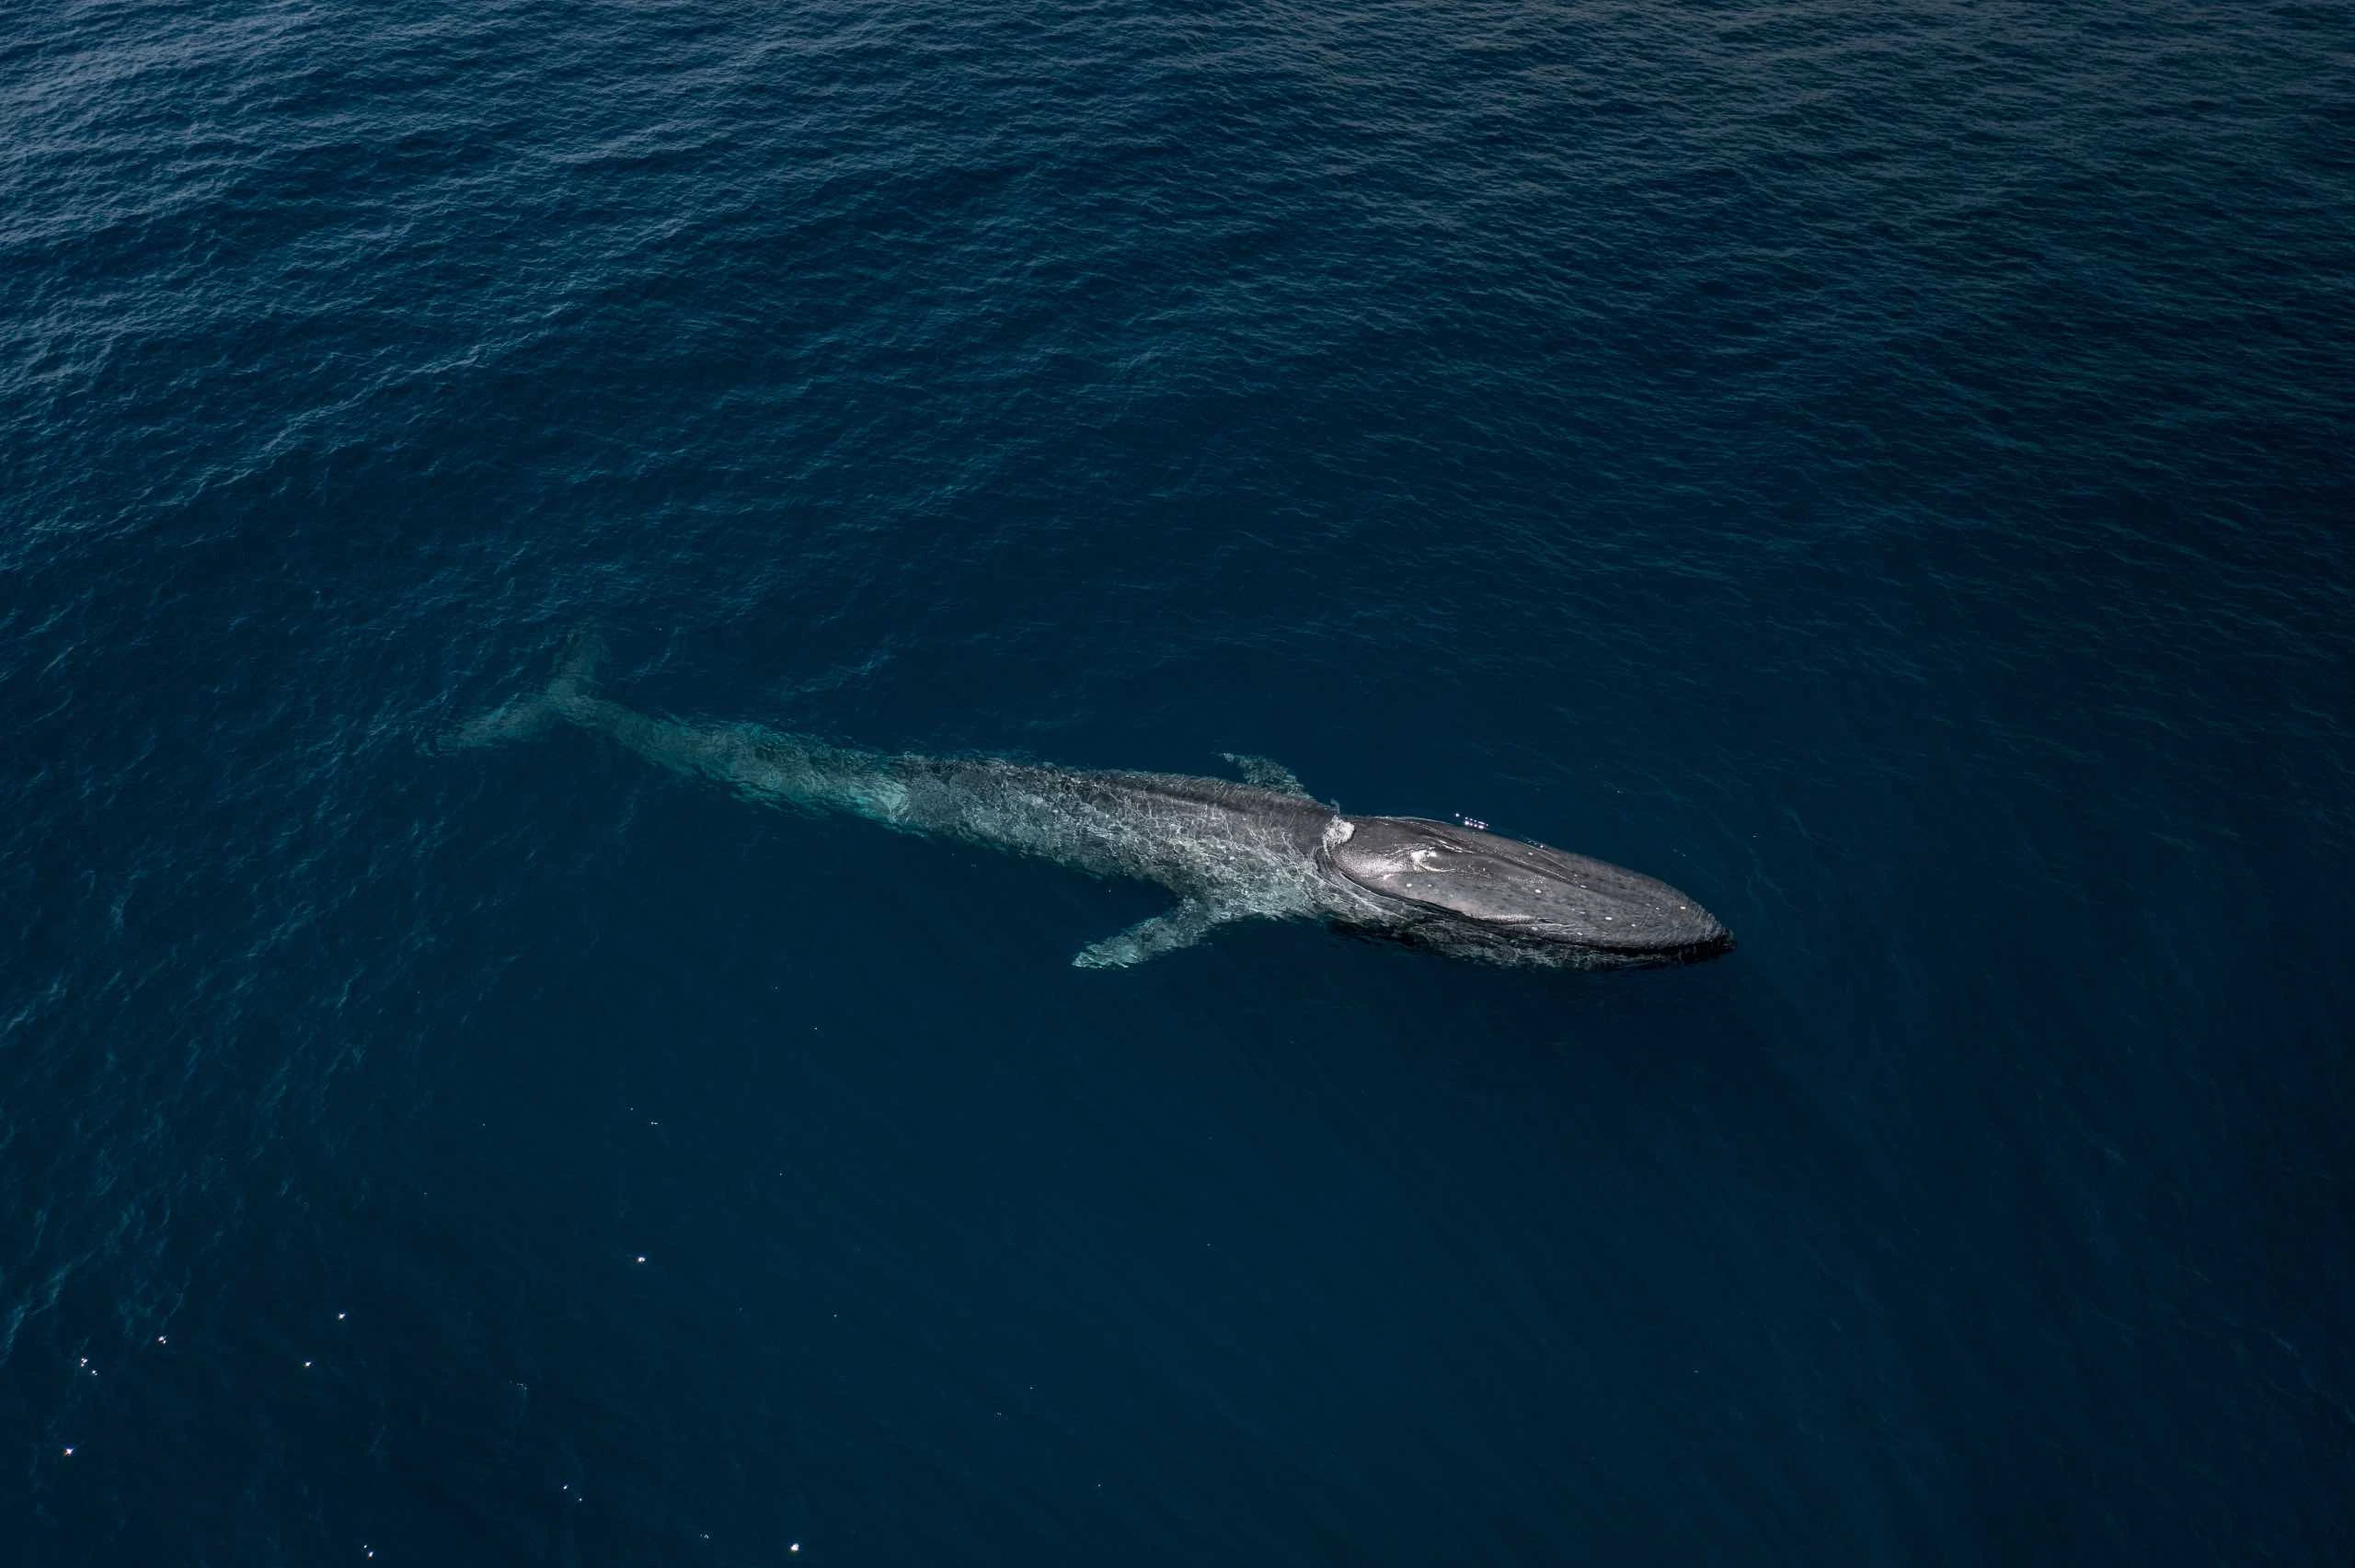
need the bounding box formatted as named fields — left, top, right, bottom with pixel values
left=437, top=634, right=606, bottom=751
left=545, top=633, right=603, bottom=707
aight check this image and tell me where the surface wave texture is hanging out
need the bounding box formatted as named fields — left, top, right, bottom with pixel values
left=4, top=0, right=2351, bottom=1562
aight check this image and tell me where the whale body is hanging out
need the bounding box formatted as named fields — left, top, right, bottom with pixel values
left=445, top=644, right=1733, bottom=970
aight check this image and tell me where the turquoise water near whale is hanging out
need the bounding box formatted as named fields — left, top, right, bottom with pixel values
left=4, top=0, right=2351, bottom=1562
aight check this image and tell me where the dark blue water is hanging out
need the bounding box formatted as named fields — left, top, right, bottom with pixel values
left=6, top=0, right=2351, bottom=1562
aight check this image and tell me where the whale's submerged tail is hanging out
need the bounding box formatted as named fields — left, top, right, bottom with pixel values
left=437, top=635, right=605, bottom=751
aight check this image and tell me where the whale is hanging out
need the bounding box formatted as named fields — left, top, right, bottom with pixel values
left=444, top=642, right=1733, bottom=970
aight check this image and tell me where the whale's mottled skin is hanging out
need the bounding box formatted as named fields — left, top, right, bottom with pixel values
left=446, top=645, right=1732, bottom=970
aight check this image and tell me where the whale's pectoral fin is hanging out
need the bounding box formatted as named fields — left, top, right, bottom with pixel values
left=1073, top=898, right=1238, bottom=969
left=1221, top=752, right=1309, bottom=796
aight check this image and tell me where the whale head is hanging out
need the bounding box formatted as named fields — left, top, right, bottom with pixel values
left=1321, top=816, right=1732, bottom=967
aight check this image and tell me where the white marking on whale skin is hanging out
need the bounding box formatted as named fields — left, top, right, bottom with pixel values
left=851, top=778, right=911, bottom=822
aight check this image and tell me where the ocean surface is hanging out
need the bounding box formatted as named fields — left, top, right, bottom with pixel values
left=5, top=0, right=2351, bottom=1562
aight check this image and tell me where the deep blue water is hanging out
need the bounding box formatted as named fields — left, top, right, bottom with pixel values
left=5, top=0, right=2352, bottom=1562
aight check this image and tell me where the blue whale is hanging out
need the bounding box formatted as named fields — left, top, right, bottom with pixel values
left=446, top=644, right=1732, bottom=970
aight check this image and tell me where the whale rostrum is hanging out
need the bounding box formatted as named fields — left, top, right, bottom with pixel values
left=444, top=642, right=1733, bottom=970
